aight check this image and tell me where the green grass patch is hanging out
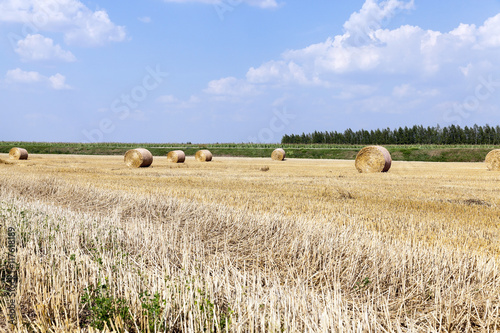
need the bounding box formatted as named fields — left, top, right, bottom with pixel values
left=1, top=142, right=498, bottom=162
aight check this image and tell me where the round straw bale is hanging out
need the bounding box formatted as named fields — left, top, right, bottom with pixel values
left=9, top=147, right=28, bottom=160
left=355, top=146, right=392, bottom=173
left=124, top=148, right=153, bottom=168
left=195, top=150, right=212, bottom=162
left=485, top=149, right=500, bottom=171
left=271, top=148, right=286, bottom=161
left=167, top=150, right=186, bottom=163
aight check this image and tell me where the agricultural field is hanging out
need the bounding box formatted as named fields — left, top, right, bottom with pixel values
left=1, top=153, right=500, bottom=332
left=1, top=142, right=499, bottom=162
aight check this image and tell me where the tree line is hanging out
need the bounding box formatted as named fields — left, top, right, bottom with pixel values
left=281, top=124, right=500, bottom=145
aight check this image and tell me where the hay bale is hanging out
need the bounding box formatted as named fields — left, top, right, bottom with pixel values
left=271, top=148, right=286, bottom=161
left=124, top=148, right=153, bottom=168
left=167, top=150, right=185, bottom=163
left=485, top=149, right=500, bottom=171
left=355, top=146, right=392, bottom=173
left=195, top=150, right=212, bottom=162
left=9, top=147, right=28, bottom=160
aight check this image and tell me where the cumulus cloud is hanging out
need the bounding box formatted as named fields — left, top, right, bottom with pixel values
left=162, top=0, right=280, bottom=9
left=193, top=0, right=500, bottom=133
left=5, top=68, right=72, bottom=90
left=48, top=73, right=71, bottom=90
left=5, top=68, right=43, bottom=83
left=210, top=0, right=500, bottom=95
left=205, top=0, right=420, bottom=91
left=0, top=0, right=126, bottom=47
left=15, top=34, right=76, bottom=62
left=478, top=14, right=500, bottom=48
left=204, top=77, right=259, bottom=96
left=246, top=60, right=325, bottom=86
left=342, top=0, right=415, bottom=46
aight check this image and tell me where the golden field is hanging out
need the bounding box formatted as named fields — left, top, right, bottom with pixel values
left=0, top=154, right=499, bottom=332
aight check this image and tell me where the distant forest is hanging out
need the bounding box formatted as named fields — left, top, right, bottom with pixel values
left=281, top=124, right=500, bottom=145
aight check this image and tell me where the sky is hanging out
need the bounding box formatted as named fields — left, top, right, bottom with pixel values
left=1, top=0, right=500, bottom=143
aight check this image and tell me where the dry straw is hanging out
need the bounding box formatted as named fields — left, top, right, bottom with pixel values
left=124, top=148, right=153, bottom=168
left=271, top=148, right=286, bottom=161
left=167, top=150, right=186, bottom=163
left=485, top=149, right=500, bottom=171
left=195, top=150, right=213, bottom=162
left=9, top=147, right=28, bottom=160
left=355, top=146, right=392, bottom=173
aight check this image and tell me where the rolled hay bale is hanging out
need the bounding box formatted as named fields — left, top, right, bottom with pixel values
left=195, top=150, right=213, bottom=162
left=124, top=148, right=153, bottom=168
left=355, top=146, right=392, bottom=173
left=485, top=149, right=500, bottom=171
left=271, top=148, right=286, bottom=161
left=9, top=147, right=28, bottom=160
left=167, top=150, right=186, bottom=163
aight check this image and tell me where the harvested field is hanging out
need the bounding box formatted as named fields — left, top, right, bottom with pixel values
left=0, top=154, right=499, bottom=332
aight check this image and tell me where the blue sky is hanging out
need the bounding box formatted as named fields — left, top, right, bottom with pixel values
left=1, top=0, right=500, bottom=143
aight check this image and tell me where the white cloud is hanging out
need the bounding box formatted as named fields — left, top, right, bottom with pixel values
left=5, top=68, right=43, bottom=83
left=392, top=84, right=414, bottom=97
left=157, top=95, right=179, bottom=103
left=204, top=77, right=259, bottom=96
left=392, top=84, right=439, bottom=98
left=235, top=1, right=418, bottom=87
left=15, top=34, right=76, bottom=62
left=243, top=0, right=279, bottom=8
left=194, top=0, right=500, bottom=132
left=5, top=68, right=71, bottom=90
left=228, top=0, right=500, bottom=89
left=449, top=23, right=477, bottom=45
left=162, top=0, right=279, bottom=9
left=332, top=84, right=378, bottom=100
left=246, top=60, right=325, bottom=86
left=342, top=0, right=414, bottom=46
left=0, top=0, right=126, bottom=47
left=48, top=73, right=71, bottom=90
left=138, top=16, right=152, bottom=23
left=128, top=110, right=148, bottom=121
left=157, top=95, right=200, bottom=112
left=478, top=14, right=500, bottom=48
left=64, top=9, right=126, bottom=46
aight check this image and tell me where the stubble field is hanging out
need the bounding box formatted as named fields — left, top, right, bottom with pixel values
left=0, top=154, right=499, bottom=332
